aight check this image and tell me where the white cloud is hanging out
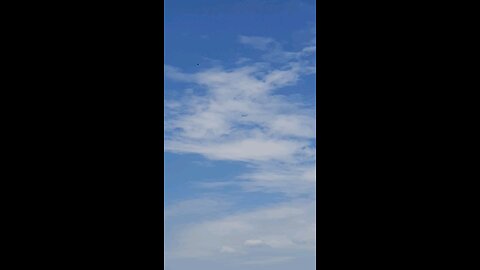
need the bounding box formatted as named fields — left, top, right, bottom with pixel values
left=302, top=166, right=316, bottom=182
left=166, top=138, right=305, bottom=162
left=238, top=35, right=275, bottom=50
left=302, top=46, right=316, bottom=53
left=235, top=57, right=251, bottom=65
left=244, top=239, right=265, bottom=247
left=238, top=34, right=316, bottom=64
left=165, top=34, right=316, bottom=266
left=169, top=200, right=316, bottom=259
left=238, top=164, right=316, bottom=195
left=164, top=65, right=193, bottom=82
left=164, top=36, right=316, bottom=196
left=268, top=114, right=316, bottom=138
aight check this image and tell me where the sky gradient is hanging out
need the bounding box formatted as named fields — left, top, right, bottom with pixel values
left=164, top=1, right=316, bottom=269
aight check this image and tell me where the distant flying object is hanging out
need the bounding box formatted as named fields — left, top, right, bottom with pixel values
left=241, top=114, right=248, bottom=117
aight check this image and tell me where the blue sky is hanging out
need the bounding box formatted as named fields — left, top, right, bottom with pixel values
left=164, top=1, right=316, bottom=269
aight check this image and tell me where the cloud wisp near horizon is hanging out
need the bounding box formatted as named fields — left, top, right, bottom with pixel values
left=164, top=32, right=316, bottom=269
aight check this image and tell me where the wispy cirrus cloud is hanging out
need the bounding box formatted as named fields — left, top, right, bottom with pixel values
left=168, top=200, right=316, bottom=259
left=164, top=43, right=316, bottom=194
left=238, top=34, right=316, bottom=64
left=238, top=35, right=276, bottom=50
left=164, top=34, right=316, bottom=265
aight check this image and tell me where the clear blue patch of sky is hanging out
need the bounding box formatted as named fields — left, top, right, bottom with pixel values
left=164, top=0, right=315, bottom=72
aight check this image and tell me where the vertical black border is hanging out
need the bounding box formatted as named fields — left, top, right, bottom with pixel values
left=36, top=3, right=168, bottom=267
